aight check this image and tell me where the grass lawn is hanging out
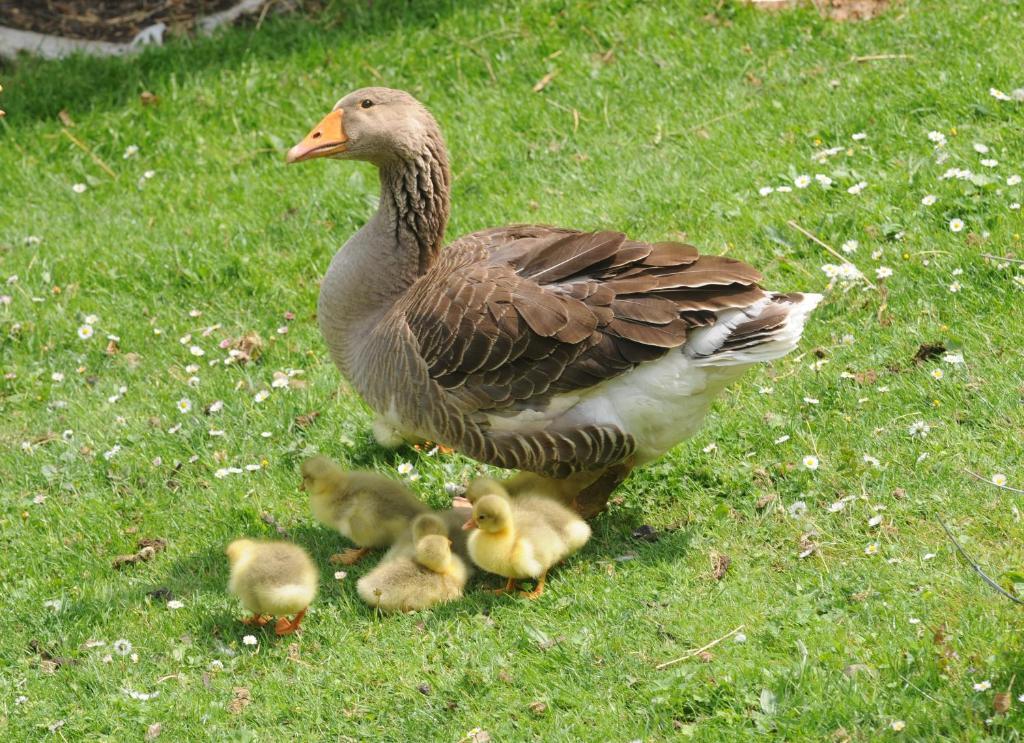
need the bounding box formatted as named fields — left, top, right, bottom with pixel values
left=2, top=0, right=1024, bottom=738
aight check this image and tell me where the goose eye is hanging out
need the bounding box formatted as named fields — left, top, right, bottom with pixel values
left=360, top=99, right=374, bottom=109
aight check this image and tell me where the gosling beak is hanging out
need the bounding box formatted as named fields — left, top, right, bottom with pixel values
left=286, top=109, right=348, bottom=163
left=461, top=518, right=478, bottom=531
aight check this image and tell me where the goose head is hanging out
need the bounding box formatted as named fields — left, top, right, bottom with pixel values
left=286, top=87, right=440, bottom=166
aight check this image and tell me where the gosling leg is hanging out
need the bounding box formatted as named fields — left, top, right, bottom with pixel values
left=490, top=577, right=517, bottom=595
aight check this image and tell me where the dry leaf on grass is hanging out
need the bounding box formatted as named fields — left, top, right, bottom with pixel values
left=145, top=722, right=162, bottom=740
left=228, top=687, right=251, bottom=714
left=528, top=701, right=548, bottom=715
left=711, top=552, right=731, bottom=581
left=912, top=342, right=946, bottom=364
left=532, top=71, right=558, bottom=93
left=112, top=538, right=167, bottom=569
left=227, top=331, right=264, bottom=364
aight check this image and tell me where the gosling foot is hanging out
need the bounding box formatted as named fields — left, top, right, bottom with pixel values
left=275, top=608, right=308, bottom=636
left=331, top=547, right=371, bottom=566
left=242, top=614, right=272, bottom=627
left=518, top=573, right=547, bottom=600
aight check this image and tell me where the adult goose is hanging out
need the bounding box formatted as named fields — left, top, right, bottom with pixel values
left=287, top=87, right=821, bottom=517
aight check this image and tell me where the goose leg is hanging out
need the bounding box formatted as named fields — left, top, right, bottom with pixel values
left=519, top=572, right=547, bottom=599
left=573, top=461, right=634, bottom=519
left=331, top=547, right=371, bottom=565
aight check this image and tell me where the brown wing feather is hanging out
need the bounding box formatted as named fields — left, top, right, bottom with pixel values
left=402, top=225, right=768, bottom=416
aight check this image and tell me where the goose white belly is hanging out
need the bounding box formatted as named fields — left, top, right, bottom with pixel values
left=557, top=353, right=750, bottom=463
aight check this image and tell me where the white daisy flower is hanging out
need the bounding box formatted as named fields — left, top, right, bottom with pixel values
left=72, top=183, right=87, bottom=194
left=103, top=444, right=121, bottom=460
left=788, top=500, right=808, bottom=517
left=334, top=571, right=348, bottom=580
left=1008, top=175, right=1022, bottom=186
left=776, top=186, right=792, bottom=193
left=208, top=400, right=224, bottom=413
left=113, top=639, right=133, bottom=655
left=123, top=145, right=139, bottom=159
left=973, top=680, right=992, bottom=692
left=397, top=462, right=414, bottom=475
left=990, top=88, right=1012, bottom=101
left=758, top=386, right=774, bottom=395
left=803, top=397, right=820, bottom=405
left=702, top=442, right=717, bottom=453
left=758, top=186, right=774, bottom=196
left=876, top=266, right=893, bottom=279
left=927, top=130, right=947, bottom=145
left=931, top=368, right=944, bottom=380
left=176, top=398, right=192, bottom=414
left=1012, top=203, right=1021, bottom=211
left=242, top=635, right=258, bottom=646
left=948, top=281, right=962, bottom=293
left=254, top=390, right=270, bottom=403
left=794, top=174, right=811, bottom=188
left=44, top=599, right=62, bottom=611
left=51, top=371, right=65, bottom=382
left=973, top=143, right=989, bottom=154
left=921, top=194, right=936, bottom=206
left=77, top=325, right=94, bottom=340
left=981, top=158, right=998, bottom=168
left=992, top=473, right=1008, bottom=487
left=868, top=515, right=883, bottom=527
left=814, top=174, right=832, bottom=187
left=908, top=421, right=930, bottom=438
left=189, top=345, right=205, bottom=357
left=852, top=132, right=866, bottom=141
left=891, top=720, right=906, bottom=732
left=847, top=181, right=867, bottom=195
left=166, top=600, right=184, bottom=609
left=841, top=334, right=855, bottom=345
left=774, top=435, right=790, bottom=445
left=864, top=542, right=879, bottom=555
left=841, top=240, right=858, bottom=254
left=802, top=455, right=819, bottom=471
left=949, top=218, right=964, bottom=232
left=863, top=455, right=880, bottom=467
left=943, top=353, right=964, bottom=364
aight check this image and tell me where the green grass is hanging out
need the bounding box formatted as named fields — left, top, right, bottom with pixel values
left=2, top=0, right=1024, bottom=738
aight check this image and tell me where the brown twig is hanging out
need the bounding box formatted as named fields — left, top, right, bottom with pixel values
left=656, top=624, right=745, bottom=669
left=964, top=469, right=1024, bottom=494
left=982, top=253, right=1024, bottom=266
left=61, top=129, right=117, bottom=179
left=848, top=54, right=914, bottom=64
left=787, top=220, right=877, bottom=290
left=937, top=518, right=1024, bottom=605
left=685, top=103, right=756, bottom=134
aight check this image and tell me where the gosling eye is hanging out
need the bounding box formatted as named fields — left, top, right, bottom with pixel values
left=360, top=99, right=374, bottom=109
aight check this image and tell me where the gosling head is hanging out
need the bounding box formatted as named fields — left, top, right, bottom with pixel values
left=465, top=476, right=509, bottom=505
left=411, top=513, right=447, bottom=542
left=415, top=534, right=454, bottom=573
left=300, top=455, right=344, bottom=495
left=286, top=87, right=441, bottom=166
left=462, top=494, right=513, bottom=534
left=225, top=538, right=257, bottom=565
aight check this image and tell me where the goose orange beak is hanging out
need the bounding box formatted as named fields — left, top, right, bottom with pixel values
left=286, top=109, right=348, bottom=163
left=461, top=518, right=478, bottom=531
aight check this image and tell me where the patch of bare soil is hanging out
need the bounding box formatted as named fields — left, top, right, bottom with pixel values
left=0, top=0, right=243, bottom=43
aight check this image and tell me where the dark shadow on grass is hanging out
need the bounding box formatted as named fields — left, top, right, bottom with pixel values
left=0, top=0, right=463, bottom=122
